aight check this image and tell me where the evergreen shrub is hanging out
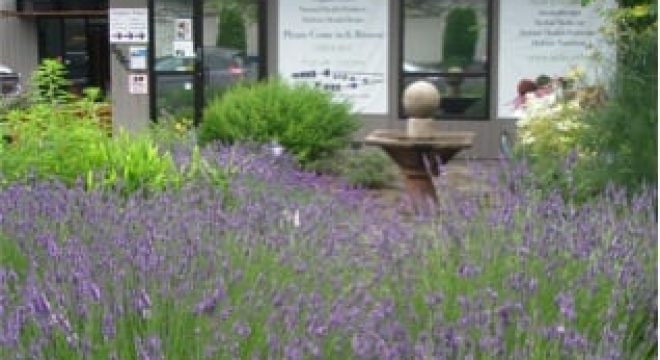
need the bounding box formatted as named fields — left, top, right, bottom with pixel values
left=442, top=7, right=478, bottom=68
left=199, top=80, right=360, bottom=166
left=216, top=6, right=247, bottom=53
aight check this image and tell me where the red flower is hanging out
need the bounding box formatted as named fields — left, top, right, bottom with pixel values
left=517, top=79, right=538, bottom=96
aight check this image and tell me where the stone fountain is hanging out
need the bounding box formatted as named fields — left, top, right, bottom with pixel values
left=365, top=81, right=475, bottom=213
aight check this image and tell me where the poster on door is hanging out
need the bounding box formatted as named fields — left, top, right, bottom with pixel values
left=175, top=19, right=193, bottom=41
left=497, top=0, right=614, bottom=118
left=278, top=0, right=389, bottom=115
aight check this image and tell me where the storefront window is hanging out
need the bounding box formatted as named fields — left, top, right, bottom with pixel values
left=18, top=0, right=107, bottom=11
left=402, top=0, right=490, bottom=119
left=153, top=0, right=195, bottom=119
left=152, top=0, right=263, bottom=122
left=202, top=0, right=261, bottom=101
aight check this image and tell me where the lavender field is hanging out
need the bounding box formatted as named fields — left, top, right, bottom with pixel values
left=0, top=145, right=656, bottom=359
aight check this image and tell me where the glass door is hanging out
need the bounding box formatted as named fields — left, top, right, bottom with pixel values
left=152, top=0, right=196, bottom=122
left=152, top=0, right=264, bottom=125
left=201, top=0, right=261, bottom=102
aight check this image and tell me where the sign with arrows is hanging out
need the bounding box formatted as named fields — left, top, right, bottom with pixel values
left=110, top=8, right=149, bottom=44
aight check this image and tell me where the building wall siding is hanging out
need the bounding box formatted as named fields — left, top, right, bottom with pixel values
left=0, top=0, right=39, bottom=87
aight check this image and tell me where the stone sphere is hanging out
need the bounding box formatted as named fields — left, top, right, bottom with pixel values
left=402, top=81, right=441, bottom=119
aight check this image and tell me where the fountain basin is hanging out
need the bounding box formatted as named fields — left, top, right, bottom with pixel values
left=365, top=129, right=474, bottom=212
left=365, top=129, right=474, bottom=173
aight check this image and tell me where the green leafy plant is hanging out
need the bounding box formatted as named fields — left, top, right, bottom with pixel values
left=155, top=86, right=194, bottom=120
left=514, top=87, right=589, bottom=193
left=515, top=1, right=657, bottom=201
left=341, top=148, right=399, bottom=189
left=86, top=131, right=181, bottom=194
left=150, top=116, right=195, bottom=148
left=0, top=107, right=176, bottom=194
left=307, top=147, right=399, bottom=189
left=443, top=7, right=478, bottom=68
left=29, top=59, right=71, bottom=104
left=576, top=24, right=657, bottom=196
left=199, top=80, right=360, bottom=166
left=0, top=104, right=108, bottom=184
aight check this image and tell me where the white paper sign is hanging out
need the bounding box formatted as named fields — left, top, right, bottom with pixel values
left=497, top=0, right=613, bottom=118
left=110, top=8, right=148, bottom=43
left=173, top=41, right=194, bottom=57
left=175, top=19, right=193, bottom=41
left=128, top=74, right=148, bottom=95
left=278, top=0, right=389, bottom=115
left=129, top=46, right=147, bottom=70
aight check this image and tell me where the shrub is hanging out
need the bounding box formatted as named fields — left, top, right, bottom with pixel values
left=514, top=89, right=589, bottom=197
left=87, top=132, right=182, bottom=194
left=514, top=2, right=657, bottom=201
left=442, top=7, right=478, bottom=68
left=155, top=86, right=194, bottom=120
left=307, top=147, right=399, bottom=189
left=575, top=21, right=657, bottom=195
left=0, top=104, right=109, bottom=184
left=0, top=105, right=181, bottom=193
left=150, top=116, right=195, bottom=148
left=199, top=80, right=360, bottom=166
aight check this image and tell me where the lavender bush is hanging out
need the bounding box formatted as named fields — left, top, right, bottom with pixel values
left=0, top=144, right=656, bottom=359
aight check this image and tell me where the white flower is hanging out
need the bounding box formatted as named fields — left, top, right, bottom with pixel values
left=282, top=208, right=301, bottom=228
left=520, top=133, right=536, bottom=145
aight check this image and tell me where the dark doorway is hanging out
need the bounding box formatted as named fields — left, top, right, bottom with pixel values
left=37, top=17, right=110, bottom=94
left=87, top=18, right=111, bottom=91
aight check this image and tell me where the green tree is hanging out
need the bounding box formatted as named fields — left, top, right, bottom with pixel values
left=577, top=0, right=657, bottom=194
left=442, top=7, right=478, bottom=68
left=216, top=6, right=246, bottom=53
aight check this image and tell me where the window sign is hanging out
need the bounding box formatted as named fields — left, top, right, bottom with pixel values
left=109, top=8, right=148, bottom=43
left=175, top=19, right=193, bottom=41
left=173, top=41, right=194, bottom=57
left=498, top=0, right=614, bottom=118
left=128, top=73, right=148, bottom=94
left=278, top=0, right=389, bottom=115
left=129, top=46, right=147, bottom=70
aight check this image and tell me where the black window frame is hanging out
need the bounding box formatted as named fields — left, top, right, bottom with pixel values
left=399, top=0, right=493, bottom=121
left=17, top=0, right=107, bottom=11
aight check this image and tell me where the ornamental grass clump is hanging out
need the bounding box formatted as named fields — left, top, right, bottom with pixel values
left=0, top=145, right=656, bottom=359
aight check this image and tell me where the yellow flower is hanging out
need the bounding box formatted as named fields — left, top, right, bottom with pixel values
left=566, top=66, right=585, bottom=81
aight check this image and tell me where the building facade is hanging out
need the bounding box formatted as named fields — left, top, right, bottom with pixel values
left=0, top=0, right=611, bottom=158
